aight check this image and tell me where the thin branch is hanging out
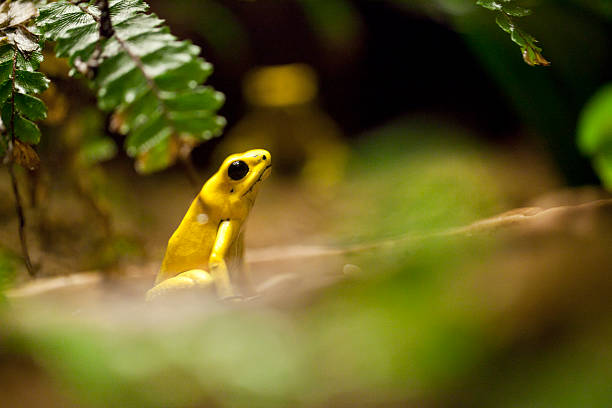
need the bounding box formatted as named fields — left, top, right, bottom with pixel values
left=7, top=163, right=35, bottom=277
left=96, top=0, right=114, bottom=38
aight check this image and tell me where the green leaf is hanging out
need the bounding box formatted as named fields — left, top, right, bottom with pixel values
left=55, top=23, right=99, bottom=58
left=502, top=4, right=532, bottom=17
left=98, top=68, right=147, bottom=110
left=476, top=0, right=503, bottom=11
left=0, top=59, right=12, bottom=83
left=0, top=3, right=49, bottom=155
left=38, top=5, right=96, bottom=40
left=1, top=102, right=42, bottom=144
left=38, top=0, right=225, bottom=174
left=578, top=84, right=612, bottom=154
left=0, top=80, right=11, bottom=106
left=101, top=32, right=176, bottom=60
left=15, top=70, right=49, bottom=94
left=0, top=44, right=14, bottom=63
left=14, top=93, right=47, bottom=121
left=578, top=84, right=612, bottom=188
left=135, top=134, right=174, bottom=174
left=111, top=13, right=165, bottom=39
left=169, top=111, right=225, bottom=136
left=125, top=114, right=168, bottom=156
left=162, top=87, right=224, bottom=112
left=16, top=50, right=43, bottom=71
left=478, top=1, right=549, bottom=66
left=14, top=114, right=41, bottom=144
left=139, top=43, right=201, bottom=77
left=593, top=151, right=612, bottom=188
left=118, top=90, right=159, bottom=133
left=154, top=59, right=213, bottom=91
left=495, top=15, right=512, bottom=34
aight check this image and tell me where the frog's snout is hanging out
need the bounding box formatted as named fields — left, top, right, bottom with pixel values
left=248, top=148, right=272, bottom=166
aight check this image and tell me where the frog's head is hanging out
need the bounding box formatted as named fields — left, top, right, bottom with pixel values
left=209, top=149, right=272, bottom=204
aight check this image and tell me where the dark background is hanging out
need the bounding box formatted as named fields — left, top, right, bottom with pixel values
left=147, top=0, right=612, bottom=185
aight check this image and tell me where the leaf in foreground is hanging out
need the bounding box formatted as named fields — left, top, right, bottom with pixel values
left=38, top=0, right=226, bottom=173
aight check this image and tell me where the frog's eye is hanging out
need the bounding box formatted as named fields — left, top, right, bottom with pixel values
left=228, top=160, right=249, bottom=180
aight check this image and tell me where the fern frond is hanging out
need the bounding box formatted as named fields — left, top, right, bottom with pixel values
left=476, top=0, right=550, bottom=66
left=0, top=0, right=49, bottom=170
left=38, top=0, right=226, bottom=173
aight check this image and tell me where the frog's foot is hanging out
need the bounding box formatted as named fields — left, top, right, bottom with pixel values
left=145, top=269, right=214, bottom=302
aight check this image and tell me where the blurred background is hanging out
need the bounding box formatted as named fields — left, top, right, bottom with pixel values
left=1, top=0, right=612, bottom=407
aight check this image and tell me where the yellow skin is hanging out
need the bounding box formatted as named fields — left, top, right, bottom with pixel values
left=146, top=149, right=271, bottom=301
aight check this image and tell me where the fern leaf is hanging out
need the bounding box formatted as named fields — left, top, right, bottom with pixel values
left=0, top=0, right=49, bottom=170
left=477, top=0, right=550, bottom=66
left=38, top=0, right=226, bottom=173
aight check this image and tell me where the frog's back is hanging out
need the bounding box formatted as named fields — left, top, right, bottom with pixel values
left=155, top=197, right=219, bottom=284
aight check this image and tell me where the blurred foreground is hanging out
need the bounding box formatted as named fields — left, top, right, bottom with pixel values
left=1, top=119, right=611, bottom=408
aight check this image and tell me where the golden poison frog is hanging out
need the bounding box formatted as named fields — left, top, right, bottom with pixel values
left=146, top=149, right=271, bottom=301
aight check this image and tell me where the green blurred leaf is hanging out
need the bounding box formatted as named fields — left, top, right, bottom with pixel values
left=167, top=111, right=225, bottom=136
left=161, top=87, right=224, bottom=112
left=592, top=151, right=612, bottom=188
left=578, top=84, right=612, bottom=154
left=297, top=0, right=362, bottom=49
left=334, top=119, right=506, bottom=243
left=124, top=113, right=168, bottom=156
left=578, top=84, right=612, bottom=188
left=79, top=137, right=118, bottom=165
left=134, top=133, right=174, bottom=174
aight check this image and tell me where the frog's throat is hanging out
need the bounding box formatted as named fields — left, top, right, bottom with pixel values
left=242, top=164, right=272, bottom=197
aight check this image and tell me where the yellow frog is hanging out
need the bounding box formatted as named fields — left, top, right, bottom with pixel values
left=146, top=149, right=271, bottom=301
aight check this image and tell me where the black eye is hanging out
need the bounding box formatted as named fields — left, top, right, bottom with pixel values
left=228, top=160, right=249, bottom=180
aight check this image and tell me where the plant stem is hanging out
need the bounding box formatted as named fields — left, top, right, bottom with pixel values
left=8, top=163, right=35, bottom=277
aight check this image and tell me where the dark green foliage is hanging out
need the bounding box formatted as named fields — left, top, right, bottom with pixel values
left=38, top=0, right=226, bottom=173
left=578, top=84, right=612, bottom=189
left=476, top=0, right=550, bottom=66
left=0, top=1, right=49, bottom=168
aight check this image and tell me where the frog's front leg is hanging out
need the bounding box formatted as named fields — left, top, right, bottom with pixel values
left=145, top=269, right=213, bottom=301
left=209, top=219, right=241, bottom=299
